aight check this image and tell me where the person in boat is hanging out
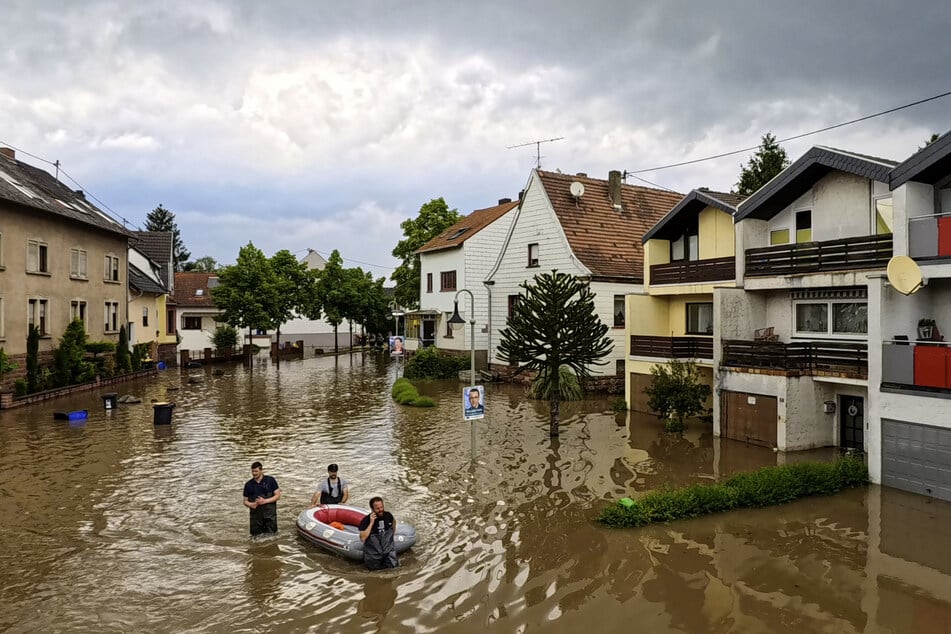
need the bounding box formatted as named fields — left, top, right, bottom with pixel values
left=358, top=496, right=398, bottom=570
left=310, top=463, right=349, bottom=507
left=243, top=461, right=281, bottom=536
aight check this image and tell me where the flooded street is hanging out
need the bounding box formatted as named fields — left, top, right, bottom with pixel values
left=2, top=354, right=951, bottom=633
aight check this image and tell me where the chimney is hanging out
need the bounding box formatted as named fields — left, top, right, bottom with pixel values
left=518, top=189, right=525, bottom=202
left=498, top=197, right=512, bottom=205
left=0, top=147, right=14, bottom=160
left=576, top=172, right=587, bottom=178
left=75, top=189, right=85, bottom=199
left=608, top=170, right=623, bottom=209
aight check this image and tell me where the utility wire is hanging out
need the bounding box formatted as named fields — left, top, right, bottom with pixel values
left=626, top=88, right=951, bottom=175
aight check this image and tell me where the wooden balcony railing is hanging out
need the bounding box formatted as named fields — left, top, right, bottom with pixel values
left=745, top=234, right=892, bottom=277
left=630, top=335, right=713, bottom=360
left=650, top=256, right=736, bottom=285
left=722, top=339, right=867, bottom=378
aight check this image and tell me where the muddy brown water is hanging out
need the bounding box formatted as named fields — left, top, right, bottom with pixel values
left=2, top=354, right=950, bottom=633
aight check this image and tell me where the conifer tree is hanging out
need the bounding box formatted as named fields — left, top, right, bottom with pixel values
left=145, top=204, right=191, bottom=272
left=735, top=132, right=789, bottom=196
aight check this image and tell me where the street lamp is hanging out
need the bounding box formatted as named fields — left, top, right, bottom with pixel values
left=390, top=301, right=405, bottom=377
left=448, top=289, right=476, bottom=386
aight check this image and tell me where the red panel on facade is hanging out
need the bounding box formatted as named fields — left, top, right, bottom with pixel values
left=914, top=345, right=948, bottom=388
left=939, top=217, right=951, bottom=256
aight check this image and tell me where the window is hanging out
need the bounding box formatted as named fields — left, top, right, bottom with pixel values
left=670, top=217, right=699, bottom=261
left=28, top=240, right=49, bottom=273
left=507, top=294, right=520, bottom=318
left=28, top=298, right=49, bottom=335
left=70, top=300, right=87, bottom=327
left=528, top=243, right=539, bottom=267
left=440, top=270, right=457, bottom=292
left=795, top=210, right=812, bottom=243
left=70, top=248, right=88, bottom=279
left=769, top=229, right=790, bottom=245
left=167, top=309, right=176, bottom=335
left=426, top=273, right=433, bottom=293
left=182, top=316, right=202, bottom=330
left=616, top=359, right=625, bottom=376
left=207, top=277, right=219, bottom=289
left=686, top=303, right=714, bottom=335
left=104, top=254, right=120, bottom=282
left=671, top=235, right=685, bottom=260
left=874, top=196, right=893, bottom=235
left=794, top=301, right=867, bottom=337
left=104, top=301, right=119, bottom=333
left=142, top=307, right=149, bottom=327
left=614, top=295, right=625, bottom=327
left=195, top=289, right=204, bottom=296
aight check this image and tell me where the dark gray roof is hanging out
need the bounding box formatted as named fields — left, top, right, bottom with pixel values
left=889, top=130, right=951, bottom=189
left=735, top=146, right=898, bottom=222
left=0, top=151, right=132, bottom=238
left=133, top=231, right=174, bottom=287
left=642, top=189, right=744, bottom=243
left=129, top=263, right=168, bottom=295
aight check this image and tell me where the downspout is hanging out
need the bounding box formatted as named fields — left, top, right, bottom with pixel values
left=484, top=280, right=494, bottom=369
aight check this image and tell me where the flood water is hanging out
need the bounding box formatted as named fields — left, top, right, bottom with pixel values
left=2, top=353, right=951, bottom=633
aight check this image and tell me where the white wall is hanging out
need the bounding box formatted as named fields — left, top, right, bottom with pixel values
left=764, top=173, right=873, bottom=243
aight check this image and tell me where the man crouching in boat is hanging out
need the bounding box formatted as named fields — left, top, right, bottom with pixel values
left=358, top=496, right=398, bottom=570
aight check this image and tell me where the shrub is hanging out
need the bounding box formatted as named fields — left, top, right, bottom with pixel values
left=644, top=360, right=711, bottom=432
left=390, top=378, right=435, bottom=407
left=0, top=347, right=16, bottom=388
left=26, top=325, right=40, bottom=393
left=85, top=341, right=117, bottom=356
left=212, top=325, right=240, bottom=355
left=116, top=326, right=131, bottom=373
left=54, top=319, right=90, bottom=387
left=131, top=342, right=151, bottom=371
left=13, top=378, right=27, bottom=397
left=610, top=397, right=627, bottom=413
left=404, top=346, right=469, bottom=380
left=598, top=455, right=868, bottom=528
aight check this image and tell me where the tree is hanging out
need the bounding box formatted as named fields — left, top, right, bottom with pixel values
left=391, top=197, right=461, bottom=309
left=734, top=132, right=789, bottom=196
left=211, top=325, right=240, bottom=355
left=213, top=243, right=277, bottom=351
left=145, top=204, right=191, bottom=272
left=183, top=256, right=218, bottom=272
left=269, top=249, right=315, bottom=353
left=644, top=360, right=711, bottom=433
left=497, top=271, right=614, bottom=436
left=920, top=133, right=941, bottom=150
left=116, top=326, right=132, bottom=373
left=54, top=319, right=94, bottom=387
left=314, top=250, right=348, bottom=353
left=26, top=325, right=40, bottom=393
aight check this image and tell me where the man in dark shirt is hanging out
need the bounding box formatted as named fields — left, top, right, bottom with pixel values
left=243, top=461, right=281, bottom=536
left=358, top=496, right=398, bottom=570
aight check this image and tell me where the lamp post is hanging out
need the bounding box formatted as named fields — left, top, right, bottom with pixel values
left=448, top=289, right=477, bottom=460
left=389, top=301, right=404, bottom=378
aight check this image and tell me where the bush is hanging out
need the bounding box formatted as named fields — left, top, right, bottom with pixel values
left=598, top=455, right=868, bottom=528
left=211, top=325, right=240, bottom=355
left=610, top=397, right=627, bottom=413
left=26, top=325, right=40, bottom=393
left=390, top=378, right=435, bottom=407
left=644, top=360, right=711, bottom=432
left=404, top=346, right=469, bottom=380
left=85, top=341, right=117, bottom=355
left=14, top=378, right=27, bottom=397
left=131, top=342, right=151, bottom=371
left=116, top=326, right=131, bottom=373
left=54, top=319, right=90, bottom=387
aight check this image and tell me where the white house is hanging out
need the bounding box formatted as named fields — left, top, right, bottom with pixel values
left=405, top=198, right=518, bottom=363
left=484, top=169, right=683, bottom=377
left=172, top=271, right=222, bottom=353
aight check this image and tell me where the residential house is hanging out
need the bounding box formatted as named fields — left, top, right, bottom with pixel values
left=714, top=146, right=897, bottom=450
left=407, top=198, right=518, bottom=361
left=485, top=170, right=683, bottom=377
left=172, top=272, right=221, bottom=353
left=0, top=147, right=131, bottom=387
left=626, top=188, right=743, bottom=412
left=129, top=231, right=177, bottom=365
left=867, top=130, right=951, bottom=501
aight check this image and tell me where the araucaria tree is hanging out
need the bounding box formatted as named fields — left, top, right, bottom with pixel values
left=145, top=204, right=191, bottom=272
left=391, top=197, right=460, bottom=309
left=497, top=271, right=614, bottom=437
left=734, top=132, right=789, bottom=196
left=644, top=360, right=711, bottom=433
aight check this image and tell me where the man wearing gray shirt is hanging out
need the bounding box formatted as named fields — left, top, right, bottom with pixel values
left=310, top=463, right=350, bottom=506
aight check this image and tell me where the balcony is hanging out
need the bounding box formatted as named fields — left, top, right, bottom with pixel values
left=908, top=211, right=951, bottom=260
left=882, top=341, right=951, bottom=392
left=650, top=256, right=735, bottom=285
left=630, top=335, right=713, bottom=360
left=745, top=234, right=892, bottom=277
left=722, top=339, right=867, bottom=379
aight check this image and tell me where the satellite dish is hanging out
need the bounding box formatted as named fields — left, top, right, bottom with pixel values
left=569, top=181, right=585, bottom=198
left=886, top=255, right=925, bottom=295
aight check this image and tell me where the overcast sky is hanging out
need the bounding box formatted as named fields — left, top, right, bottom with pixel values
left=2, top=1, right=949, bottom=279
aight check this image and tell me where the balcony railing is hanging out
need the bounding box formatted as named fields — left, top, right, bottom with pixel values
left=745, top=234, right=892, bottom=277
left=630, top=335, right=713, bottom=360
left=722, top=339, right=867, bottom=378
left=650, top=256, right=736, bottom=285
left=882, top=340, right=951, bottom=391
left=909, top=211, right=951, bottom=259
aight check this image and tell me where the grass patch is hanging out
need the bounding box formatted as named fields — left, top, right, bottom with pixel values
left=598, top=455, right=868, bottom=528
left=390, top=378, right=435, bottom=407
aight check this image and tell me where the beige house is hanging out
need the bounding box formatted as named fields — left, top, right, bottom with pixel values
left=0, top=147, right=131, bottom=385
left=129, top=231, right=177, bottom=366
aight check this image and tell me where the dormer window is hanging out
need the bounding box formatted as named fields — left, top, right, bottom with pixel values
left=195, top=289, right=204, bottom=296
left=447, top=228, right=470, bottom=240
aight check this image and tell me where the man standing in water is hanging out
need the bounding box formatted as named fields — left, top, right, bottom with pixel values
left=358, top=496, right=398, bottom=570
left=243, top=461, right=281, bottom=536
left=309, top=463, right=350, bottom=506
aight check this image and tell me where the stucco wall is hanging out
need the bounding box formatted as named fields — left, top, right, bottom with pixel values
left=698, top=206, right=735, bottom=259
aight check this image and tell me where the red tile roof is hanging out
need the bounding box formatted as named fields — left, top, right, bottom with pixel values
left=537, top=171, right=683, bottom=281
left=417, top=200, right=519, bottom=254
left=172, top=272, right=219, bottom=307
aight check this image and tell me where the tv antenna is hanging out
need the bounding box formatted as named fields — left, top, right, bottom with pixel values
left=507, top=137, right=564, bottom=169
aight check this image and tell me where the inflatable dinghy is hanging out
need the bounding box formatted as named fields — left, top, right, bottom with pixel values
left=296, top=504, right=417, bottom=560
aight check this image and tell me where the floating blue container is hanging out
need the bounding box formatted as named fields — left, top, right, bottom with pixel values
left=68, top=410, right=88, bottom=421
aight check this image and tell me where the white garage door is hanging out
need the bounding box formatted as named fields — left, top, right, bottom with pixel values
left=882, top=419, right=951, bottom=502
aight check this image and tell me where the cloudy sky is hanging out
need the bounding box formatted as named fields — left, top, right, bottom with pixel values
left=2, top=1, right=949, bottom=279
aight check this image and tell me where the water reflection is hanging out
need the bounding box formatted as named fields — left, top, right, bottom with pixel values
left=2, top=354, right=951, bottom=632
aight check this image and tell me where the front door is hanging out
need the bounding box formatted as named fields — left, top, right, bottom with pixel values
left=840, top=395, right=864, bottom=451
left=422, top=318, right=436, bottom=348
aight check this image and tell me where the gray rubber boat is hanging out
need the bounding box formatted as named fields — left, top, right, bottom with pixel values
left=296, top=504, right=417, bottom=560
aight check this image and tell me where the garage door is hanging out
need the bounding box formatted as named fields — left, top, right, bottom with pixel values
left=628, top=373, right=654, bottom=413
left=720, top=391, right=777, bottom=448
left=882, top=419, right=951, bottom=502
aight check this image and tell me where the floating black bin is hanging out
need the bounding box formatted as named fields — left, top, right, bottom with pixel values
left=152, top=402, right=175, bottom=425
left=102, top=393, right=118, bottom=410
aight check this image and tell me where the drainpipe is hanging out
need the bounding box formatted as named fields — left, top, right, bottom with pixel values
left=484, top=280, right=495, bottom=369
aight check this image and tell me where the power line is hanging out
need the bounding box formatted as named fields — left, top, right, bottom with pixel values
left=626, top=88, right=951, bottom=175
left=306, top=247, right=396, bottom=272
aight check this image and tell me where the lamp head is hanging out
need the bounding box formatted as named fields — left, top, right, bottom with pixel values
left=448, top=300, right=466, bottom=331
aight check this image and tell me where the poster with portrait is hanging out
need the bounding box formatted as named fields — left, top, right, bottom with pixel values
left=388, top=336, right=404, bottom=356
left=463, top=385, right=485, bottom=420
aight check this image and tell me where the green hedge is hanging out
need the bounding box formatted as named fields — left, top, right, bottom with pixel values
left=404, top=346, right=469, bottom=380
left=390, top=378, right=435, bottom=408
left=598, top=455, right=868, bottom=528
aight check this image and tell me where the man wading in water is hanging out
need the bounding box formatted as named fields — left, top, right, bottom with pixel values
left=309, top=463, right=350, bottom=507
left=243, top=461, right=281, bottom=536
left=358, top=496, right=398, bottom=570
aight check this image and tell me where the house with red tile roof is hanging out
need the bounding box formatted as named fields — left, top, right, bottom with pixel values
left=172, top=271, right=222, bottom=353
left=406, top=198, right=518, bottom=359
left=485, top=169, right=683, bottom=377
